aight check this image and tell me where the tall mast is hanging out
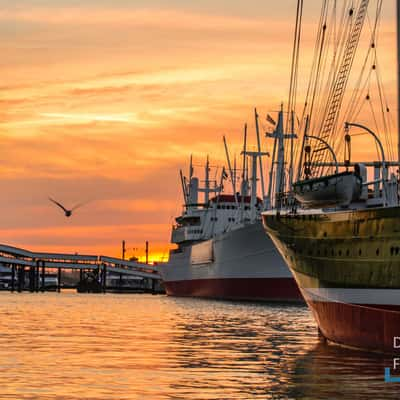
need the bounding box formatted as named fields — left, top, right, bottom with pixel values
left=266, top=131, right=278, bottom=209
left=223, top=136, right=239, bottom=208
left=266, top=105, right=296, bottom=209
left=241, top=124, right=248, bottom=222
left=250, top=154, right=258, bottom=222
left=255, top=108, right=266, bottom=202
left=289, top=111, right=295, bottom=188
left=233, top=154, right=237, bottom=191
left=397, top=0, right=400, bottom=164
left=241, top=123, right=248, bottom=197
left=204, top=155, right=210, bottom=204
left=243, top=150, right=269, bottom=221
left=275, top=106, right=285, bottom=208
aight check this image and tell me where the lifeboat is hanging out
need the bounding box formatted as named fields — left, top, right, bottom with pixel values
left=293, top=171, right=362, bottom=208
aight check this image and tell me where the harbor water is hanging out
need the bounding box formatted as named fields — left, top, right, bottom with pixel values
left=0, top=292, right=398, bottom=399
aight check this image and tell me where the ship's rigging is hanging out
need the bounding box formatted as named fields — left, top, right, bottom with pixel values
left=289, top=0, right=396, bottom=182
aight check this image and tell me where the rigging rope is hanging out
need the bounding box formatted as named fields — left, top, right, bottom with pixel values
left=285, top=0, right=303, bottom=190
left=294, top=0, right=394, bottom=182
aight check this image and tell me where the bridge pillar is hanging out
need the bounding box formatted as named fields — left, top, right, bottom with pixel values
left=29, top=266, right=35, bottom=292
left=57, top=268, right=61, bottom=292
left=41, top=261, right=45, bottom=292
left=102, top=264, right=107, bottom=293
left=36, top=264, right=40, bottom=292
left=18, top=266, right=25, bottom=292
left=11, top=265, right=15, bottom=292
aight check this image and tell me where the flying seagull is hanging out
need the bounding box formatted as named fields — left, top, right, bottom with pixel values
left=48, top=197, right=86, bottom=218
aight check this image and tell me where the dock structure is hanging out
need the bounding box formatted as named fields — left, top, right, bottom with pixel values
left=0, top=244, right=163, bottom=294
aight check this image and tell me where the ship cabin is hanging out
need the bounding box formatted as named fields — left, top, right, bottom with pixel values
left=171, top=194, right=263, bottom=245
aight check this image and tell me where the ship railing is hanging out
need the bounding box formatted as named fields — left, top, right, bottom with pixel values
left=272, top=191, right=297, bottom=210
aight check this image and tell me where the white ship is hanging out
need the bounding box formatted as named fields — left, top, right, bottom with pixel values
left=160, top=110, right=303, bottom=301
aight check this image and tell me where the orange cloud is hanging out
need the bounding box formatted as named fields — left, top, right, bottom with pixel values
left=0, top=7, right=286, bottom=31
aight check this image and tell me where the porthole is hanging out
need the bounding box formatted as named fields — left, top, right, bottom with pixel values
left=346, top=249, right=350, bottom=257
left=339, top=250, right=342, bottom=256
left=359, top=249, right=362, bottom=256
left=376, top=248, right=380, bottom=256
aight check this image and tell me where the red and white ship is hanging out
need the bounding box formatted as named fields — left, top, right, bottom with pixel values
left=160, top=110, right=302, bottom=302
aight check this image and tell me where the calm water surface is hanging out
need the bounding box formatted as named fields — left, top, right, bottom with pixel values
left=0, top=292, right=398, bottom=399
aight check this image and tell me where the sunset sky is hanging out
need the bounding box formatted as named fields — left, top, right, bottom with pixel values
left=1, top=1, right=398, bottom=260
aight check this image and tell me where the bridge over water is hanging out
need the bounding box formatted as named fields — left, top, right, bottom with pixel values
left=0, top=244, right=163, bottom=293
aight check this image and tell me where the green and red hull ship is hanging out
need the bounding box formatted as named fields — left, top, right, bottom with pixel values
left=263, top=206, right=400, bottom=353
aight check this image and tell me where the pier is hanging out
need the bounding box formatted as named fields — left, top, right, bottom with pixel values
left=0, top=244, right=164, bottom=294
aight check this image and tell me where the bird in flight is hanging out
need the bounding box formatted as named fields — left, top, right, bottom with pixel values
left=48, top=197, right=87, bottom=218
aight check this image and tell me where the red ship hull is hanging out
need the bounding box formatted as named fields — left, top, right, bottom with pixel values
left=307, top=298, right=400, bottom=353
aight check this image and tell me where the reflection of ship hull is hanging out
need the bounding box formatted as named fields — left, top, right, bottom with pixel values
left=164, top=277, right=299, bottom=301
left=263, top=206, right=400, bottom=353
left=291, top=342, right=397, bottom=398
left=161, top=222, right=302, bottom=302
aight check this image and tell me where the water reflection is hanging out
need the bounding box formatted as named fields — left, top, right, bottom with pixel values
left=288, top=343, right=398, bottom=399
left=0, top=293, right=397, bottom=399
